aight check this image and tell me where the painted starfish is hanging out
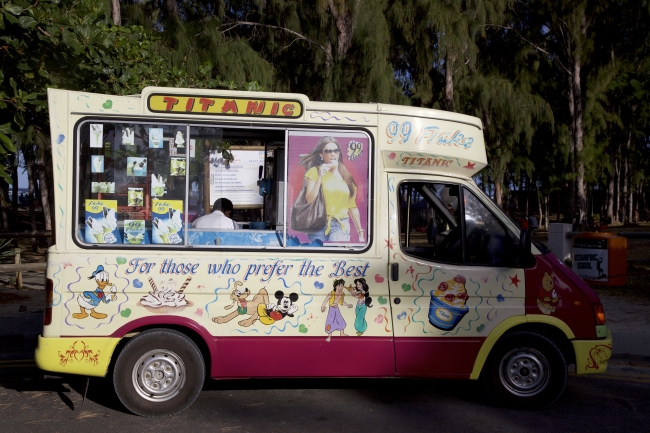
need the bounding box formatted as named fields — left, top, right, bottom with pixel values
left=509, top=274, right=521, bottom=288
left=406, top=266, right=415, bottom=276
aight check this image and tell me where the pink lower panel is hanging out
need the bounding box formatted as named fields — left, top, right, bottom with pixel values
left=212, top=337, right=395, bottom=378
left=395, top=337, right=486, bottom=378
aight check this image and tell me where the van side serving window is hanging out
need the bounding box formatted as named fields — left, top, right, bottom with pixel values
left=397, top=182, right=517, bottom=266
left=74, top=121, right=371, bottom=251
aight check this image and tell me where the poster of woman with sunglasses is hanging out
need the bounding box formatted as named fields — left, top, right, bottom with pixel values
left=287, top=132, right=369, bottom=245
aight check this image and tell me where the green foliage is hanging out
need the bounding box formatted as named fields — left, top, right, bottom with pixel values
left=1, top=0, right=649, bottom=224
left=0, top=0, right=264, bottom=185
left=0, top=238, right=17, bottom=261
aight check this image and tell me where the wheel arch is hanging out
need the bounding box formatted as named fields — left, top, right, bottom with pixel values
left=109, top=316, right=213, bottom=379
left=469, top=315, right=576, bottom=380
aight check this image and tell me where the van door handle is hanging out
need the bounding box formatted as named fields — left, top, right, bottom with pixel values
left=391, top=263, right=399, bottom=281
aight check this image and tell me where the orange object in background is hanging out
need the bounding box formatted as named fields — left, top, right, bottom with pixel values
left=572, top=232, right=627, bottom=286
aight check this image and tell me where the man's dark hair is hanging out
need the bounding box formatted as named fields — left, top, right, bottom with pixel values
left=213, top=198, right=233, bottom=213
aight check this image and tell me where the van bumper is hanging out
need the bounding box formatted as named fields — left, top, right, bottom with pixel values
left=572, top=331, right=613, bottom=374
left=34, top=335, right=121, bottom=377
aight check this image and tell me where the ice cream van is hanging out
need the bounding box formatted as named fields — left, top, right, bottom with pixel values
left=36, top=87, right=612, bottom=416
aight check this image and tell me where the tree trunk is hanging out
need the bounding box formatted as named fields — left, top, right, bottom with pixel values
left=112, top=0, right=121, bottom=26
left=524, top=176, right=529, bottom=217
left=626, top=130, right=633, bottom=224
left=512, top=175, right=519, bottom=212
left=537, top=183, right=543, bottom=228
left=444, top=52, right=455, bottom=112
left=544, top=195, right=549, bottom=230
left=36, top=151, right=52, bottom=236
left=0, top=181, right=8, bottom=230
left=567, top=73, right=576, bottom=221
left=328, top=0, right=360, bottom=61
left=23, top=147, right=38, bottom=251
left=606, top=152, right=615, bottom=223
left=622, top=134, right=629, bottom=224
left=614, top=154, right=621, bottom=222
left=641, top=183, right=646, bottom=221
left=572, top=57, right=587, bottom=229
left=11, top=153, right=18, bottom=222
left=494, top=175, right=503, bottom=209
left=165, top=0, right=179, bottom=17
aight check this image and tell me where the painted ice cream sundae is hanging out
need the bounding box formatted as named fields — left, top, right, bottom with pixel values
left=139, top=277, right=193, bottom=314
left=428, top=274, right=469, bottom=330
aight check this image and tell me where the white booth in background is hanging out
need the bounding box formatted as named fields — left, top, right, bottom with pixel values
left=548, top=223, right=572, bottom=262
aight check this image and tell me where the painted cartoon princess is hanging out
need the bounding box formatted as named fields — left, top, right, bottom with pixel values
left=321, top=279, right=353, bottom=342
left=351, top=278, right=373, bottom=336
left=72, top=265, right=117, bottom=319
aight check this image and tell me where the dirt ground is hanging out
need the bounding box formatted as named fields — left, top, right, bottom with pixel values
left=0, top=285, right=44, bottom=315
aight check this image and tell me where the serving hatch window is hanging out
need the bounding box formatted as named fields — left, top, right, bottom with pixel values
left=75, top=121, right=371, bottom=251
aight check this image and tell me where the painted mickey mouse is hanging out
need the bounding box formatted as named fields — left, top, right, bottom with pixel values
left=257, top=290, right=299, bottom=325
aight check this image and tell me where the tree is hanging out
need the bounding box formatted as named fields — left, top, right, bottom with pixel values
left=1, top=0, right=265, bottom=232
left=389, top=0, right=515, bottom=110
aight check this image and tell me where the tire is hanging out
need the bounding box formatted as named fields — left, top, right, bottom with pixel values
left=482, top=331, right=567, bottom=410
left=113, top=329, right=205, bottom=416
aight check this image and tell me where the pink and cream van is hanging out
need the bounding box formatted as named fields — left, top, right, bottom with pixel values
left=36, top=87, right=612, bottom=416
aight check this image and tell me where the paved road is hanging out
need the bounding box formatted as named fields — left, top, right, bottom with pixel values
left=1, top=355, right=649, bottom=432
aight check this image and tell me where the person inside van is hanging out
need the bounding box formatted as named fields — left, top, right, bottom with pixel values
left=192, top=198, right=239, bottom=230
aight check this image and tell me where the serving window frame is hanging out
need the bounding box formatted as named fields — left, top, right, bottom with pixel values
left=71, top=116, right=375, bottom=254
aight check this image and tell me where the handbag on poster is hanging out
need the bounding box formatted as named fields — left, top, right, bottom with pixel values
left=290, top=182, right=327, bottom=233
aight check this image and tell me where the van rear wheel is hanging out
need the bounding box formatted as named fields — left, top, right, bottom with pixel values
left=113, top=329, right=205, bottom=416
left=482, top=331, right=567, bottom=409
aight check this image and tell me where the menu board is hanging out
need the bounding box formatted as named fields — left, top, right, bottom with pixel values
left=209, top=149, right=265, bottom=207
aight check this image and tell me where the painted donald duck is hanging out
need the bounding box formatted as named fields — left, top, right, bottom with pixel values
left=72, top=265, right=117, bottom=319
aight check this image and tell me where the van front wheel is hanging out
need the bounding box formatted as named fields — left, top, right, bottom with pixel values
left=482, top=331, right=567, bottom=409
left=113, top=329, right=205, bottom=416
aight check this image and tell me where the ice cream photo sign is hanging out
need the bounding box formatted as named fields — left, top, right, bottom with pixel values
left=84, top=200, right=120, bottom=244
left=151, top=199, right=183, bottom=244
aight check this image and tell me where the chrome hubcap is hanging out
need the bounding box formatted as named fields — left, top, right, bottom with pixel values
left=133, top=349, right=186, bottom=402
left=499, top=347, right=550, bottom=397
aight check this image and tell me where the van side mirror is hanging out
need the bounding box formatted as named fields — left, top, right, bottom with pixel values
left=516, top=229, right=536, bottom=268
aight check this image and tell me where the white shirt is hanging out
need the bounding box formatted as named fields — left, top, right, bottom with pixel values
left=192, top=210, right=239, bottom=230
